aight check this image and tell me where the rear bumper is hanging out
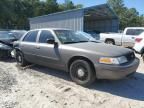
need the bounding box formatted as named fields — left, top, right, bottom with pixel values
left=94, top=58, right=139, bottom=80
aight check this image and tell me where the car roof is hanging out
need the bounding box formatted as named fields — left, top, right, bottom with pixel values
left=30, top=28, right=71, bottom=31
left=125, top=27, right=144, bottom=29
left=10, top=30, right=27, bottom=32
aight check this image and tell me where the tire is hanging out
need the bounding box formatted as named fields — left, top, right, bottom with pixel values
left=16, top=51, right=27, bottom=66
left=105, top=39, right=115, bottom=45
left=70, top=60, right=96, bottom=86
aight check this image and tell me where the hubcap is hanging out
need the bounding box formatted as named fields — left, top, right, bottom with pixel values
left=77, top=68, right=85, bottom=77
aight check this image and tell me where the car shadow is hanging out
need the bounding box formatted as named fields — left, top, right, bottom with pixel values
left=0, top=58, right=16, bottom=63
left=30, top=65, right=144, bottom=101
left=90, top=72, right=144, bottom=101
left=31, top=65, right=71, bottom=81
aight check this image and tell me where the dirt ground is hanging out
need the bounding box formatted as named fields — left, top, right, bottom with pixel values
left=0, top=54, right=144, bottom=108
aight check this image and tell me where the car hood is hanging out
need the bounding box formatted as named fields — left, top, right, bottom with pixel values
left=0, top=39, right=16, bottom=47
left=66, top=42, right=133, bottom=57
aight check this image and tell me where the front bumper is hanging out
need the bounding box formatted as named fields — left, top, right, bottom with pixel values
left=0, top=49, right=12, bottom=58
left=95, top=58, right=139, bottom=80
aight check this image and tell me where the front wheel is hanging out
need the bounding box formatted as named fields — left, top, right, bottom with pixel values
left=70, top=60, right=96, bottom=86
left=16, top=51, right=27, bottom=66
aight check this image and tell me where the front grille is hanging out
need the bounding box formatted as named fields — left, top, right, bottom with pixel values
left=125, top=52, right=135, bottom=62
left=0, top=49, right=10, bottom=58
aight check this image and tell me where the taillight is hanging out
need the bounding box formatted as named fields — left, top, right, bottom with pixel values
left=135, top=38, right=143, bottom=43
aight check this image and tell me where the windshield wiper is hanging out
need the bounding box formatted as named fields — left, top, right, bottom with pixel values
left=64, top=41, right=89, bottom=44
left=63, top=41, right=79, bottom=44
left=77, top=40, right=89, bottom=43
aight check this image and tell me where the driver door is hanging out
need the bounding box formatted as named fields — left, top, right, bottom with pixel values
left=35, top=30, right=63, bottom=68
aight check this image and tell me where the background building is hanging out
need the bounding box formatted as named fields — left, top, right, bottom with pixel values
left=29, top=4, right=119, bottom=33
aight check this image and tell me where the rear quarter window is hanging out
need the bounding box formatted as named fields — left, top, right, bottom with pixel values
left=23, top=31, right=38, bottom=42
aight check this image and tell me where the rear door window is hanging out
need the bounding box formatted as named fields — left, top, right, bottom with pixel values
left=23, top=31, right=38, bottom=42
left=39, top=30, right=54, bottom=43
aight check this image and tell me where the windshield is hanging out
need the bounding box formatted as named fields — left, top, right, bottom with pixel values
left=0, top=32, right=15, bottom=40
left=76, top=31, right=97, bottom=41
left=54, top=30, right=94, bottom=44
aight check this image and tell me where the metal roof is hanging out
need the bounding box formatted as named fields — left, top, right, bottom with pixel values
left=29, top=4, right=118, bottom=21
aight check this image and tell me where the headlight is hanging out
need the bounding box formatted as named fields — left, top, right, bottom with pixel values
left=99, top=56, right=128, bottom=65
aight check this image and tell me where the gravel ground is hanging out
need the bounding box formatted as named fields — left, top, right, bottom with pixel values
left=0, top=54, right=144, bottom=108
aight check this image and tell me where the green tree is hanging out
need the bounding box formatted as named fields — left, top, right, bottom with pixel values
left=0, top=0, right=83, bottom=29
left=65, top=0, right=75, bottom=10
left=0, top=0, right=14, bottom=29
left=44, top=0, right=59, bottom=14
left=140, top=15, right=144, bottom=26
left=125, top=8, right=139, bottom=27
left=75, top=4, right=83, bottom=9
left=107, top=0, right=127, bottom=29
left=107, top=0, right=143, bottom=30
left=59, top=0, right=83, bottom=11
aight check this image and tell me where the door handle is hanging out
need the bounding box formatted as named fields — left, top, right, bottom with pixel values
left=36, top=46, right=40, bottom=49
left=131, top=37, right=135, bottom=39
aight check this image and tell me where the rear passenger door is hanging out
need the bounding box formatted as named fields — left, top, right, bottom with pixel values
left=20, top=30, right=39, bottom=62
left=36, top=30, right=62, bottom=68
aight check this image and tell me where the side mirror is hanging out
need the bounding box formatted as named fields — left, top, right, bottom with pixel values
left=46, top=39, right=55, bottom=44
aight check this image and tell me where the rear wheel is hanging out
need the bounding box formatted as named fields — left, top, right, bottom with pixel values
left=105, top=39, right=115, bottom=45
left=70, top=60, right=96, bottom=86
left=16, top=51, right=27, bottom=66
